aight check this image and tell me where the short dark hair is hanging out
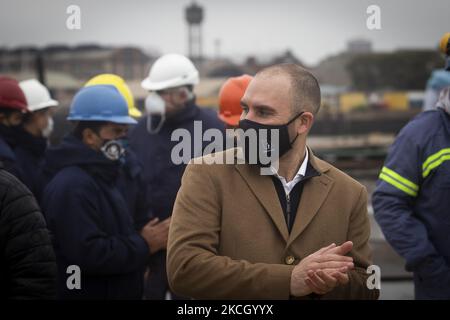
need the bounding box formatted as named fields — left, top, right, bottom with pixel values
left=73, top=121, right=106, bottom=140
left=256, top=63, right=321, bottom=115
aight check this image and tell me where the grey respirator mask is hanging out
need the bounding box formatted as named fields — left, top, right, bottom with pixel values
left=100, top=138, right=128, bottom=162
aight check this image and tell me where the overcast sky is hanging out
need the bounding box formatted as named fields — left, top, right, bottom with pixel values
left=0, top=0, right=448, bottom=65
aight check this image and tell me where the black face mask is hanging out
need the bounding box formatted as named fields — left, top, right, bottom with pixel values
left=238, top=112, right=304, bottom=166
left=0, top=123, right=21, bottom=147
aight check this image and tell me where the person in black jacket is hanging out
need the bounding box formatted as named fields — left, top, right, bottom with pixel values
left=0, top=76, right=28, bottom=180
left=0, top=164, right=56, bottom=299
left=13, top=79, right=59, bottom=197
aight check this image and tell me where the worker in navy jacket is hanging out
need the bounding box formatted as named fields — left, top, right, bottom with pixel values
left=41, top=85, right=157, bottom=299
left=373, top=86, right=450, bottom=299
left=83, top=74, right=155, bottom=231
left=130, top=53, right=225, bottom=299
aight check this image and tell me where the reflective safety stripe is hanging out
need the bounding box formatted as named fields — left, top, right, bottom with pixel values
left=422, top=148, right=450, bottom=178
left=379, top=173, right=418, bottom=197
left=379, top=166, right=418, bottom=197
left=381, top=167, right=419, bottom=191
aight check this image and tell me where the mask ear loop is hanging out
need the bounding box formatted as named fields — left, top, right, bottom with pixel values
left=286, top=111, right=305, bottom=145
left=146, top=113, right=165, bottom=134
left=286, top=111, right=305, bottom=125
left=145, top=92, right=166, bottom=134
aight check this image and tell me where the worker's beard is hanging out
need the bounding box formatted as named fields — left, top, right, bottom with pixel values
left=165, top=101, right=187, bottom=117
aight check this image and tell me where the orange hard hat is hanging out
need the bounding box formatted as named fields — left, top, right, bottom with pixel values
left=218, top=74, right=253, bottom=126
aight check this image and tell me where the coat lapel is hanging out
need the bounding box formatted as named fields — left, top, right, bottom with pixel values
left=233, top=147, right=334, bottom=245
left=286, top=172, right=334, bottom=247
left=234, top=164, right=290, bottom=242
left=287, top=150, right=334, bottom=247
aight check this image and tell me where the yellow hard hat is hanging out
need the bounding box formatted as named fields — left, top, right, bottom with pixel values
left=439, top=32, right=450, bottom=55
left=85, top=74, right=142, bottom=118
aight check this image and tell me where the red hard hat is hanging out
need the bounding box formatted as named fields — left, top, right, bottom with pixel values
left=218, top=74, right=253, bottom=126
left=0, top=76, right=28, bottom=111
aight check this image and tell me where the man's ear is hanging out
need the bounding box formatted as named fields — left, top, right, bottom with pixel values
left=298, top=112, right=314, bottom=135
left=82, top=128, right=99, bottom=149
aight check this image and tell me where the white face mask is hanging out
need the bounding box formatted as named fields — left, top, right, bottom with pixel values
left=145, top=92, right=166, bottom=134
left=42, top=117, right=54, bottom=138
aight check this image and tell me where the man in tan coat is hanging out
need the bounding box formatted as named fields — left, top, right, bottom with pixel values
left=167, top=64, right=379, bottom=300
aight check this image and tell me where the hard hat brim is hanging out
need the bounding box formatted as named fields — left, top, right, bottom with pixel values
left=109, top=115, right=138, bottom=125
left=141, top=71, right=199, bottom=91
left=129, top=107, right=142, bottom=118
left=27, top=99, right=59, bottom=112
left=218, top=114, right=241, bottom=127
left=67, top=114, right=137, bottom=125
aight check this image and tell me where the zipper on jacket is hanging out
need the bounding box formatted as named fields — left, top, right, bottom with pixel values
left=286, top=193, right=291, bottom=231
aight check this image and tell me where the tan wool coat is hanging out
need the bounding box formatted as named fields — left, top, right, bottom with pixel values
left=167, top=147, right=379, bottom=300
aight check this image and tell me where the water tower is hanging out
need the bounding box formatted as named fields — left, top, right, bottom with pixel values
left=185, top=2, right=204, bottom=63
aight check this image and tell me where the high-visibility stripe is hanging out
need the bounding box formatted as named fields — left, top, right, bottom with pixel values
left=423, top=148, right=450, bottom=172
left=379, top=172, right=418, bottom=197
left=381, top=166, right=419, bottom=191
left=423, top=154, right=450, bottom=178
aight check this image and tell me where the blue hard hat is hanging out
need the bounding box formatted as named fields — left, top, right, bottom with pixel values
left=67, top=85, right=137, bottom=124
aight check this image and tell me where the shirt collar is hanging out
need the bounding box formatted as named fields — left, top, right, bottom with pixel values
left=270, top=147, right=309, bottom=179
left=298, top=147, right=309, bottom=177
left=270, top=148, right=309, bottom=195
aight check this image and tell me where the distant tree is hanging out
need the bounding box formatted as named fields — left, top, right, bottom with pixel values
left=207, top=64, right=245, bottom=78
left=346, top=50, right=443, bottom=90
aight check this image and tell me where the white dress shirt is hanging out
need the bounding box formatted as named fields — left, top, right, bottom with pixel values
left=270, top=148, right=309, bottom=195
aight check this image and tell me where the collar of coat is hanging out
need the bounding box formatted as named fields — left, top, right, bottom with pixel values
left=233, top=146, right=334, bottom=245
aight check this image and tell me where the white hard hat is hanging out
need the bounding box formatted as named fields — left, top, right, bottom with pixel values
left=19, top=79, right=59, bottom=112
left=141, top=53, right=199, bottom=91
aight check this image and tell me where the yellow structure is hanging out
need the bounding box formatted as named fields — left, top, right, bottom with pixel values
left=383, top=92, right=409, bottom=111
left=339, top=92, right=367, bottom=113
